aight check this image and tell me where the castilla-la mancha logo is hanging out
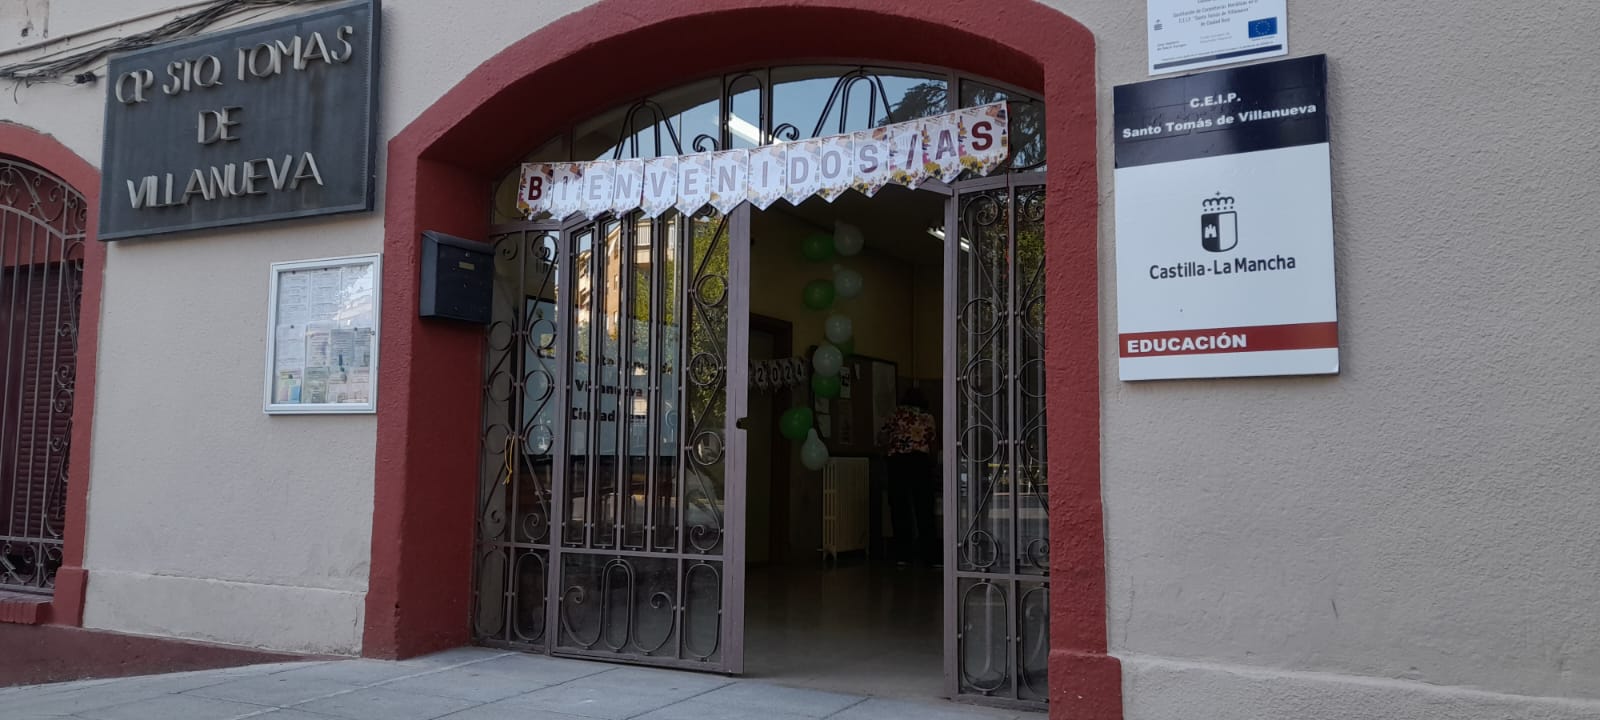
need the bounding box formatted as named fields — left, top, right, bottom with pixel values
left=1201, top=193, right=1238, bottom=253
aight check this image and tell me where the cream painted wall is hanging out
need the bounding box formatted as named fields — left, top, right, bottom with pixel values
left=0, top=3, right=358, bottom=655
left=78, top=219, right=380, bottom=654
left=0, top=2, right=1593, bottom=714
left=1044, top=1, right=1600, bottom=718
left=0, top=0, right=595, bottom=657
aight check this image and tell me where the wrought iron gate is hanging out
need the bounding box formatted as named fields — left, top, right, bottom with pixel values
left=944, top=173, right=1049, bottom=704
left=476, top=206, right=748, bottom=673
left=0, top=159, right=85, bottom=595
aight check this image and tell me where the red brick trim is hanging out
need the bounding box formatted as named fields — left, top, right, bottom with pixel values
left=0, top=593, right=49, bottom=624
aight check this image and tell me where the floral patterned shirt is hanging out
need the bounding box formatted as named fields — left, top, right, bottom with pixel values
left=881, top=406, right=935, bottom=456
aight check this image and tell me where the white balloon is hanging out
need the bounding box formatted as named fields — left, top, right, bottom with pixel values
left=813, top=344, right=843, bottom=376
left=824, top=314, right=853, bottom=345
left=801, top=429, right=830, bottom=471
left=833, top=267, right=864, bottom=299
left=834, top=220, right=865, bottom=256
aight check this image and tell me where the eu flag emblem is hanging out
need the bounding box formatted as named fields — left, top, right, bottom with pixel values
left=1248, top=17, right=1278, bottom=38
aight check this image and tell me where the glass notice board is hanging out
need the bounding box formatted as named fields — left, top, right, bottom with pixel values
left=263, top=254, right=381, bottom=414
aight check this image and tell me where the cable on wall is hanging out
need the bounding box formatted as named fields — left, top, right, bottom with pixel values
left=0, top=0, right=335, bottom=85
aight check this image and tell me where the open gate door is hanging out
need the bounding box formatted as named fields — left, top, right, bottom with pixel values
left=476, top=207, right=749, bottom=674
left=944, top=173, right=1051, bottom=706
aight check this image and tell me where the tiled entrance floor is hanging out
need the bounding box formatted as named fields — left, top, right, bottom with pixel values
left=746, top=562, right=947, bottom=698
left=0, top=647, right=1045, bottom=719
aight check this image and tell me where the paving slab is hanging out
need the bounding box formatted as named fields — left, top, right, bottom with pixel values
left=434, top=701, right=593, bottom=720
left=492, top=667, right=735, bottom=720
left=3, top=681, right=173, bottom=716
left=692, top=681, right=864, bottom=717
left=5, top=676, right=123, bottom=698
left=445, top=653, right=612, bottom=684
left=495, top=682, right=686, bottom=720
left=289, top=687, right=481, bottom=720
left=401, top=648, right=508, bottom=668
left=829, top=696, right=1030, bottom=720
left=75, top=693, right=266, bottom=720
left=107, top=672, right=246, bottom=695
left=270, top=660, right=428, bottom=687
left=373, top=665, right=548, bottom=703
left=1, top=647, right=1046, bottom=720
left=182, top=675, right=358, bottom=707
left=564, top=666, right=734, bottom=696
left=633, top=696, right=827, bottom=720
left=241, top=711, right=341, bottom=720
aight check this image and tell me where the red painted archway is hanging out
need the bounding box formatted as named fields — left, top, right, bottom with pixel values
left=369, top=2, right=1115, bottom=717
left=0, top=122, right=106, bottom=628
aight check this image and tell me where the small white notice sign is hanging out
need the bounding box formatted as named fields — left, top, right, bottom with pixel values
left=1148, top=0, right=1287, bottom=75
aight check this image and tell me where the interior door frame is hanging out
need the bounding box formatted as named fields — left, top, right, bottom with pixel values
left=748, top=313, right=795, bottom=563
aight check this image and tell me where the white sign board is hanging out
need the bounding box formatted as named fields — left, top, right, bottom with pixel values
left=1114, top=55, right=1336, bottom=381
left=1148, top=0, right=1287, bottom=75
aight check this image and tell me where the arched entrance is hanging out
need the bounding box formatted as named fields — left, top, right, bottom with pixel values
left=0, top=122, right=105, bottom=628
left=0, top=158, right=86, bottom=598
left=370, top=2, right=1115, bottom=717
left=473, top=62, right=1052, bottom=706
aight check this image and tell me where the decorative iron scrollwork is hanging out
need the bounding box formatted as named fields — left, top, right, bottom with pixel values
left=472, top=226, right=562, bottom=649
left=952, top=181, right=1050, bottom=704
left=0, top=159, right=84, bottom=595
left=682, top=561, right=722, bottom=661
left=610, top=100, right=687, bottom=160
left=559, top=558, right=678, bottom=656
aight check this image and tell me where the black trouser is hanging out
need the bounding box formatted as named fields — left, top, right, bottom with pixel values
left=887, top=452, right=938, bottom=564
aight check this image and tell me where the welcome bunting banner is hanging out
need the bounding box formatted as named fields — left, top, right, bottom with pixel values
left=519, top=102, right=1009, bottom=219
left=748, top=144, right=787, bottom=211
left=851, top=126, right=892, bottom=197
left=709, top=150, right=747, bottom=214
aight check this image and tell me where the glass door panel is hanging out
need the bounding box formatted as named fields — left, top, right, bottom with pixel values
left=546, top=207, right=747, bottom=672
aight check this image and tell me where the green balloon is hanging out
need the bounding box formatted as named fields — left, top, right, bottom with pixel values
left=802, top=279, right=836, bottom=310
left=801, top=233, right=835, bottom=263
left=779, top=406, right=814, bottom=441
left=834, top=337, right=855, bottom=358
left=812, top=373, right=842, bottom=399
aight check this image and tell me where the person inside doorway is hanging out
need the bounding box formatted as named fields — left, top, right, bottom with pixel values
left=880, top=388, right=939, bottom=568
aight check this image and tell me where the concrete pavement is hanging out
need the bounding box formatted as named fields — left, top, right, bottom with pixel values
left=0, top=647, right=1046, bottom=719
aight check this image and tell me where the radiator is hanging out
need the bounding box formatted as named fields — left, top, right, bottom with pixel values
left=821, top=457, right=871, bottom=562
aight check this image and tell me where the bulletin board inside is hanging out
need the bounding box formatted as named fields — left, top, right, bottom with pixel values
left=811, top=353, right=898, bottom=456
